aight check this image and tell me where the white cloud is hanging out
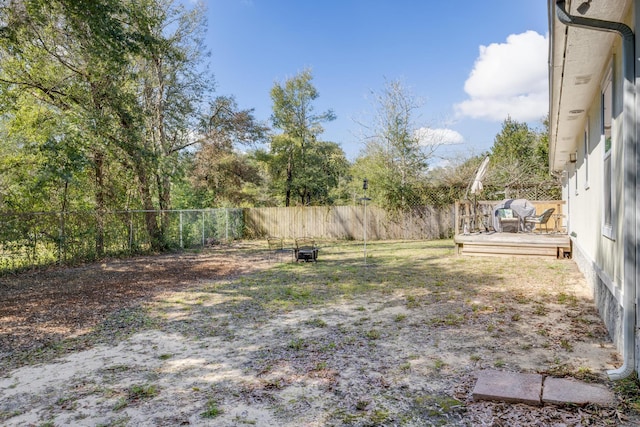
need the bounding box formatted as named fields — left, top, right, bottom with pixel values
left=415, top=127, right=464, bottom=146
left=455, top=31, right=549, bottom=122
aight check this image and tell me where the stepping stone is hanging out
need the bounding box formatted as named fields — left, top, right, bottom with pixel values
left=542, top=377, right=616, bottom=407
left=473, top=370, right=542, bottom=406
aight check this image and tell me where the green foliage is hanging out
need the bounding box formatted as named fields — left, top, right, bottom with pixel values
left=489, top=116, right=554, bottom=187
left=0, top=0, right=228, bottom=250
left=351, top=79, right=433, bottom=211
left=201, top=399, right=222, bottom=418
left=264, top=69, right=345, bottom=206
left=184, top=96, right=269, bottom=207
left=114, top=383, right=158, bottom=410
left=613, top=373, right=640, bottom=412
left=427, top=115, right=558, bottom=198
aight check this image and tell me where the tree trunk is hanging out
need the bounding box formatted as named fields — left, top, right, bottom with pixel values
left=285, top=151, right=293, bottom=207
left=94, top=150, right=105, bottom=258
left=133, top=157, right=164, bottom=251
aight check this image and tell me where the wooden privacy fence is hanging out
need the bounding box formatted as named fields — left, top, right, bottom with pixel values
left=244, top=205, right=454, bottom=240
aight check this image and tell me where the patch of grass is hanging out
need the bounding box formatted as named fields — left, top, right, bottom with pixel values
left=410, top=394, right=464, bottom=425
left=333, top=408, right=363, bottom=424
left=288, top=338, right=305, bottom=350
left=101, top=364, right=130, bottom=373
left=533, top=304, right=547, bottom=316
left=557, top=292, right=578, bottom=306
left=201, top=399, right=223, bottom=418
left=406, top=295, right=420, bottom=309
left=537, top=328, right=548, bottom=336
left=355, top=399, right=370, bottom=411
left=315, top=361, right=328, bottom=370
left=55, top=395, right=78, bottom=410
left=0, top=410, right=23, bottom=421
left=158, top=353, right=173, bottom=360
left=96, top=417, right=129, bottom=427
left=399, top=362, right=411, bottom=372
left=305, top=317, right=327, bottom=328
left=574, top=366, right=600, bottom=382
left=613, top=373, right=640, bottom=412
left=542, top=362, right=575, bottom=378
left=114, top=384, right=158, bottom=410
left=494, top=360, right=506, bottom=368
left=514, top=293, right=529, bottom=304
left=560, top=339, right=574, bottom=352
left=434, top=358, right=446, bottom=370
left=370, top=408, right=390, bottom=424
left=430, top=313, right=465, bottom=327
left=365, top=329, right=381, bottom=340
left=394, top=313, right=407, bottom=322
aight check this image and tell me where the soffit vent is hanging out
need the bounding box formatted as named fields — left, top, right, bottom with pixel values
left=574, top=75, right=592, bottom=85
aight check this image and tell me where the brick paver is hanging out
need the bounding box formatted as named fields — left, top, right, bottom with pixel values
left=543, top=377, right=615, bottom=407
left=473, top=370, right=543, bottom=406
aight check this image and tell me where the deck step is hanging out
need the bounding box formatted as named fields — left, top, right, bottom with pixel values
left=461, top=243, right=558, bottom=258
left=454, top=233, right=572, bottom=259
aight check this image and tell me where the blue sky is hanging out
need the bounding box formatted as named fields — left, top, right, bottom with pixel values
left=203, top=0, right=549, bottom=165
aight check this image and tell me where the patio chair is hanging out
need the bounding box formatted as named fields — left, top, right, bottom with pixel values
left=294, top=237, right=318, bottom=263
left=267, top=236, right=291, bottom=263
left=497, top=208, right=519, bottom=233
left=524, top=208, right=555, bottom=233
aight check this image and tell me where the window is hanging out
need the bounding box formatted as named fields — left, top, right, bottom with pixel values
left=575, top=160, right=579, bottom=196
left=602, top=66, right=614, bottom=239
left=583, top=124, right=589, bottom=190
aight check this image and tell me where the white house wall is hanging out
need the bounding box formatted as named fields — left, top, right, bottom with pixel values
left=560, top=23, right=630, bottom=353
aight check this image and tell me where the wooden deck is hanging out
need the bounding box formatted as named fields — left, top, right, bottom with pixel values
left=454, top=232, right=571, bottom=259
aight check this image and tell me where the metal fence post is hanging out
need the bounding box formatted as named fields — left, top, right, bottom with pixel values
left=179, top=211, right=183, bottom=248
left=58, top=211, right=64, bottom=265
left=225, top=208, right=229, bottom=241
left=129, top=212, right=133, bottom=252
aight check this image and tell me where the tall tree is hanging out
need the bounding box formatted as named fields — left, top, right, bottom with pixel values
left=185, top=96, right=269, bottom=207
left=268, top=69, right=338, bottom=206
left=136, top=0, right=214, bottom=236
left=354, top=79, right=435, bottom=210
left=0, top=0, right=214, bottom=250
left=490, top=116, right=550, bottom=187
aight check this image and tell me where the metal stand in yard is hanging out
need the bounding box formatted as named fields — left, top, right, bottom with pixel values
left=359, top=179, right=372, bottom=266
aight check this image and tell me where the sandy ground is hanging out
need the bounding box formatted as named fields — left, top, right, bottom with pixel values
left=0, top=241, right=638, bottom=426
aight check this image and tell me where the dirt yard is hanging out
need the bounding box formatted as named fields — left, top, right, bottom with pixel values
left=1, top=240, right=639, bottom=426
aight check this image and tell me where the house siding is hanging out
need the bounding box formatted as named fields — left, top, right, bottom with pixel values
left=559, top=7, right=631, bottom=357
left=572, top=238, right=623, bottom=352
left=550, top=0, right=640, bottom=376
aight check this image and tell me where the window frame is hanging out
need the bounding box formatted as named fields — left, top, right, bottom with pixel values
left=601, top=62, right=615, bottom=240
left=583, top=121, right=590, bottom=190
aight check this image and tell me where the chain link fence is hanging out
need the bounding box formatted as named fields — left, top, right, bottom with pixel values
left=0, top=209, right=243, bottom=273
left=0, top=183, right=560, bottom=274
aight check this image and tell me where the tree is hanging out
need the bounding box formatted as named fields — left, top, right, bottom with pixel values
left=490, top=116, right=551, bottom=187
left=0, top=0, right=215, bottom=250
left=185, top=96, right=269, bottom=207
left=426, top=115, right=557, bottom=200
left=353, top=79, right=436, bottom=210
left=267, top=69, right=339, bottom=206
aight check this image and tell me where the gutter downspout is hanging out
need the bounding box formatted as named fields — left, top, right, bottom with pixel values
left=555, top=0, right=637, bottom=380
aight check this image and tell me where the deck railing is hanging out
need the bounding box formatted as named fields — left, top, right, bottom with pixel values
left=454, top=200, right=566, bottom=235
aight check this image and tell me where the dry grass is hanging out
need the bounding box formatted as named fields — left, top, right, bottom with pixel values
left=1, top=239, right=638, bottom=426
